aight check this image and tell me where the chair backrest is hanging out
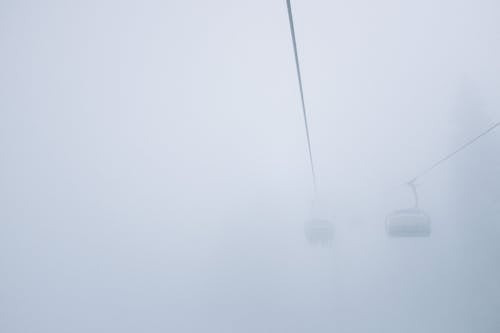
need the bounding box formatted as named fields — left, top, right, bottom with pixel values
left=386, top=209, right=431, bottom=237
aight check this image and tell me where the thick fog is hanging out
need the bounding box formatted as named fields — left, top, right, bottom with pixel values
left=1, top=0, right=500, bottom=332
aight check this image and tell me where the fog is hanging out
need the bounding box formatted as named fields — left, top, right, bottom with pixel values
left=1, top=0, right=499, bottom=332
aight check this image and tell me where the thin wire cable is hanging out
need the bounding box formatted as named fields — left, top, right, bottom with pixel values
left=286, top=0, right=317, bottom=193
left=409, top=121, right=500, bottom=184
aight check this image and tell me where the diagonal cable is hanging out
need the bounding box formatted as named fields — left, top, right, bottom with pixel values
left=409, top=121, right=500, bottom=184
left=286, top=0, right=317, bottom=193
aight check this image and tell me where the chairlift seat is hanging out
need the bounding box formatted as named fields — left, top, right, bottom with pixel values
left=386, top=208, right=431, bottom=237
left=305, top=219, right=333, bottom=244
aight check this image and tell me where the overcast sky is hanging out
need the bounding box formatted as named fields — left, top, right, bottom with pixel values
left=1, top=0, right=500, bottom=332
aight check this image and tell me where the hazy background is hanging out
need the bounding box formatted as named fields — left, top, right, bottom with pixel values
left=1, top=0, right=499, bottom=332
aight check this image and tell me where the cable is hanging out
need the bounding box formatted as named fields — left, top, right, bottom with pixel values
left=409, top=121, right=500, bottom=184
left=286, top=0, right=317, bottom=193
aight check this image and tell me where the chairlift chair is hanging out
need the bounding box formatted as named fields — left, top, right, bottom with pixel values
left=305, top=201, right=333, bottom=244
left=386, top=181, right=431, bottom=237
left=305, top=218, right=334, bottom=244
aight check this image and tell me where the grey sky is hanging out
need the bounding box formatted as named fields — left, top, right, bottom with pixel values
left=1, top=0, right=500, bottom=332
